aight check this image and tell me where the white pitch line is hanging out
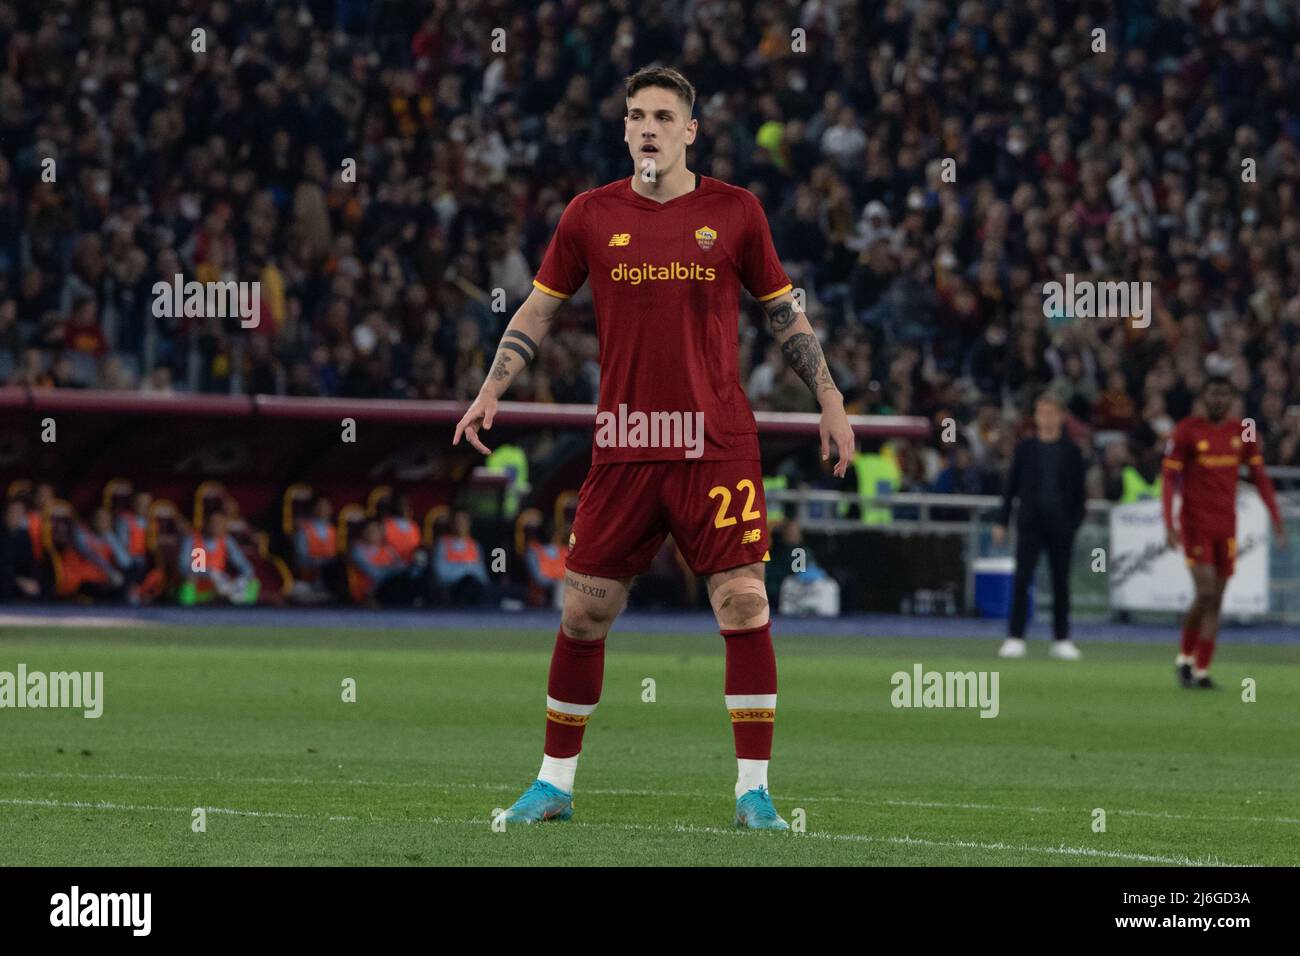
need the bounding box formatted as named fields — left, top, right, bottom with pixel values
left=5, top=770, right=1294, bottom=832
left=0, top=796, right=1241, bottom=865
left=389, top=816, right=1238, bottom=867
left=3, top=770, right=1295, bottom=828
left=885, top=798, right=1300, bottom=826
left=0, top=797, right=355, bottom=822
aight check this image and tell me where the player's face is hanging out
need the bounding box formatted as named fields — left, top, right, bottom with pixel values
left=1034, top=399, right=1063, bottom=436
left=1204, top=383, right=1233, bottom=421
left=625, top=87, right=697, bottom=178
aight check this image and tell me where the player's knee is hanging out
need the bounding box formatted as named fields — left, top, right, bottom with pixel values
left=710, top=577, right=769, bottom=630
left=561, top=601, right=616, bottom=641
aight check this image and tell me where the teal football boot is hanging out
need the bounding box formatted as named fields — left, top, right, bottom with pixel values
left=495, top=779, right=574, bottom=825
left=734, top=785, right=790, bottom=830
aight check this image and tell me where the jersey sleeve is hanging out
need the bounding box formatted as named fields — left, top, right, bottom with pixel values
left=739, top=192, right=793, bottom=303
left=533, top=195, right=589, bottom=300
left=1161, top=421, right=1192, bottom=474
left=1240, top=427, right=1264, bottom=468
left=1241, top=428, right=1284, bottom=526
left=1161, top=421, right=1192, bottom=530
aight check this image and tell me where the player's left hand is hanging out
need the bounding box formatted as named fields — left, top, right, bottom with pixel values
left=820, top=395, right=855, bottom=478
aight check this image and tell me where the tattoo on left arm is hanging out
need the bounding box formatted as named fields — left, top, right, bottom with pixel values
left=766, top=299, right=797, bottom=334
left=781, top=331, right=836, bottom=397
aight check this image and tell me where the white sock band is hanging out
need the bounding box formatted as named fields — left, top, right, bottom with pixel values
left=539, top=754, right=578, bottom=794
left=736, top=758, right=769, bottom=799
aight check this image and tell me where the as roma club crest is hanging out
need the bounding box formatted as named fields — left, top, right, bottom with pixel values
left=694, top=225, right=717, bottom=251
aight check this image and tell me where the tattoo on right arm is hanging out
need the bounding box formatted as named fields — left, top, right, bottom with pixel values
left=504, top=329, right=539, bottom=359
left=490, top=350, right=513, bottom=381
left=488, top=329, right=539, bottom=383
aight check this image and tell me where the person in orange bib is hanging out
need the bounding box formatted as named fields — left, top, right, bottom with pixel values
left=60, top=509, right=126, bottom=600
left=433, top=510, right=490, bottom=606
left=524, top=525, right=566, bottom=607
left=382, top=493, right=430, bottom=602
left=177, top=512, right=258, bottom=605
left=27, top=482, right=55, bottom=569
left=295, top=497, right=341, bottom=599
left=113, top=492, right=153, bottom=604
left=349, top=519, right=410, bottom=604
left=382, top=494, right=423, bottom=563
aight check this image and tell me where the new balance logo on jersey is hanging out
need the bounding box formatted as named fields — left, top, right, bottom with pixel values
left=610, top=261, right=717, bottom=285
left=741, top=528, right=762, bottom=544
left=608, top=233, right=631, bottom=246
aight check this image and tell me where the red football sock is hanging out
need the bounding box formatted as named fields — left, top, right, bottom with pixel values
left=1194, top=632, right=1217, bottom=672
left=722, top=623, right=777, bottom=760
left=1180, top=621, right=1199, bottom=657
left=544, top=630, right=605, bottom=758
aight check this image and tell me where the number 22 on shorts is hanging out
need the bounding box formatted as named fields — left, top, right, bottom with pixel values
left=708, top=480, right=762, bottom=528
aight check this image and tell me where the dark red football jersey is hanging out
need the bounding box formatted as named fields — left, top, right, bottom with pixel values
left=532, top=175, right=792, bottom=464
left=1161, top=416, right=1260, bottom=536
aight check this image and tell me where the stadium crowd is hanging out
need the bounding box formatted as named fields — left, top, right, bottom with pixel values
left=2, top=0, right=1300, bottom=507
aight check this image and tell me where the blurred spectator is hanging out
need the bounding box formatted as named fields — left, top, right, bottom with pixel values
left=348, top=519, right=413, bottom=606
left=767, top=521, right=840, bottom=616
left=59, top=509, right=125, bottom=601
left=434, top=510, right=490, bottom=606
left=383, top=493, right=424, bottom=565
left=113, top=492, right=154, bottom=605
left=178, top=512, right=259, bottom=606
left=294, top=497, right=341, bottom=602
left=0, top=499, right=39, bottom=600
left=523, top=522, right=566, bottom=608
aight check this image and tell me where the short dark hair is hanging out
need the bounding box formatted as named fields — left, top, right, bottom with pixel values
left=625, top=66, right=696, bottom=116
left=1203, top=375, right=1234, bottom=392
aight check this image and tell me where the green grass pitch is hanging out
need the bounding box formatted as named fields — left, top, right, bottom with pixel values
left=0, top=624, right=1296, bottom=866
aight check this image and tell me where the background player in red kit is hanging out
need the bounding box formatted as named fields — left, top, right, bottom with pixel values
left=454, top=67, right=855, bottom=829
left=1162, top=376, right=1285, bottom=689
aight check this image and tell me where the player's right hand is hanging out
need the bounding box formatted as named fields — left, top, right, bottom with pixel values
left=1165, top=526, right=1180, bottom=550
left=452, top=392, right=497, bottom=455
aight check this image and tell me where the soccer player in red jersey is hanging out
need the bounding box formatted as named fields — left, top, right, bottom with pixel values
left=1161, top=376, right=1286, bottom=689
left=454, top=67, right=855, bottom=829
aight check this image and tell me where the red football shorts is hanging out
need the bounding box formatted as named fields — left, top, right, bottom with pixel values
left=1183, top=526, right=1236, bottom=578
left=565, top=459, right=770, bottom=579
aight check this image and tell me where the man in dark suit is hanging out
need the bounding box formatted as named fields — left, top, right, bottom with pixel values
left=992, top=393, right=1086, bottom=659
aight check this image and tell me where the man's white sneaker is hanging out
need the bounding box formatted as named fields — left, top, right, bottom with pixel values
left=1049, top=639, right=1082, bottom=661
left=998, top=638, right=1027, bottom=659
